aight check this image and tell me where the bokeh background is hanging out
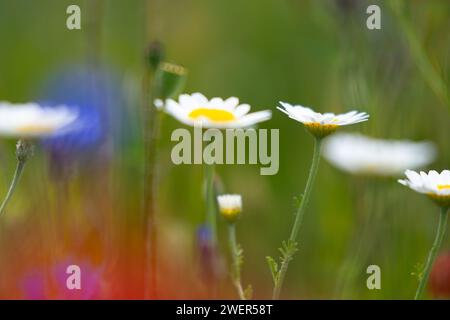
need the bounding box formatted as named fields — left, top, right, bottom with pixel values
left=0, top=0, right=449, bottom=299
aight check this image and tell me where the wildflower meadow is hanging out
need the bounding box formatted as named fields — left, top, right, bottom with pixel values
left=0, top=0, right=449, bottom=302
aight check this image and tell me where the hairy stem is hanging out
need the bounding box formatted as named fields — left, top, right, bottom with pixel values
left=272, top=137, right=322, bottom=299
left=415, top=207, right=448, bottom=300
left=228, top=223, right=246, bottom=300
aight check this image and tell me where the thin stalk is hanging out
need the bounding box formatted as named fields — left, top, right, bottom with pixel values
left=143, top=96, right=162, bottom=299
left=388, top=1, right=449, bottom=109
left=85, top=0, right=103, bottom=67
left=272, top=137, right=322, bottom=299
left=0, top=160, right=26, bottom=217
left=228, top=223, right=246, bottom=300
left=415, top=207, right=448, bottom=300
left=205, top=163, right=217, bottom=243
left=334, top=179, right=382, bottom=298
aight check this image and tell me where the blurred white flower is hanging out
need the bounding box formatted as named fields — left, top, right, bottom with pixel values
left=0, top=102, right=78, bottom=137
left=277, top=102, right=369, bottom=137
left=217, top=194, right=242, bottom=222
left=399, top=170, right=450, bottom=207
left=158, top=93, right=271, bottom=128
left=323, top=133, right=436, bottom=176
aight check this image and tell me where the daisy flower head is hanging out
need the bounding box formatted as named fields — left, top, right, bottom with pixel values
left=159, top=93, right=271, bottom=129
left=277, top=102, right=369, bottom=138
left=0, top=102, right=78, bottom=138
left=323, top=133, right=436, bottom=177
left=217, top=194, right=242, bottom=222
left=399, top=170, right=450, bottom=207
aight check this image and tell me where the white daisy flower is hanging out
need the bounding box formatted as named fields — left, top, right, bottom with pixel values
left=399, top=170, right=450, bottom=207
left=0, top=102, right=78, bottom=137
left=159, top=93, right=271, bottom=128
left=217, top=194, right=242, bottom=222
left=323, top=133, right=436, bottom=177
left=277, top=102, right=369, bottom=137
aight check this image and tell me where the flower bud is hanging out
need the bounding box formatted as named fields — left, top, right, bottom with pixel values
left=217, top=194, right=242, bottom=223
left=16, top=140, right=34, bottom=162
left=153, top=62, right=187, bottom=101
left=145, top=41, right=165, bottom=71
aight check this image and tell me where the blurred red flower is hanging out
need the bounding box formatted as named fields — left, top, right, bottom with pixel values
left=429, top=252, right=450, bottom=298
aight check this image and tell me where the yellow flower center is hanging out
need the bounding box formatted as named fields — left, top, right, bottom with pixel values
left=437, top=184, right=450, bottom=190
left=188, top=108, right=236, bottom=123
left=220, top=207, right=241, bottom=222
left=427, top=192, right=450, bottom=207
left=304, top=122, right=338, bottom=138
left=17, top=124, right=55, bottom=134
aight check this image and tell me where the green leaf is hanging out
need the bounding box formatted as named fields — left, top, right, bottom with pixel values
left=236, top=244, right=244, bottom=267
left=266, top=256, right=279, bottom=285
left=279, top=240, right=298, bottom=265
left=293, top=194, right=304, bottom=208
left=411, top=263, right=424, bottom=281
left=244, top=285, right=253, bottom=300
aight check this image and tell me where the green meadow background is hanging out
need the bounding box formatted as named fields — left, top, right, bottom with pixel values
left=0, top=0, right=449, bottom=299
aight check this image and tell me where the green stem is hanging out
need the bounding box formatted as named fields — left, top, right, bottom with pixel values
left=0, top=160, right=26, bottom=217
left=143, top=101, right=163, bottom=300
left=228, top=223, right=246, bottom=300
left=205, top=163, right=217, bottom=244
left=414, top=207, right=448, bottom=300
left=272, top=137, right=322, bottom=300
left=142, top=69, right=161, bottom=299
